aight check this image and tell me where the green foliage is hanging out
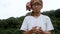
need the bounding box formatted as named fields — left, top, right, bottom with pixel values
left=55, top=9, right=60, bottom=18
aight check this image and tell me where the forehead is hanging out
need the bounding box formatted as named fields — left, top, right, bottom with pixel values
left=31, top=0, right=42, bottom=5
left=32, top=2, right=40, bottom=5
left=32, top=2, right=42, bottom=6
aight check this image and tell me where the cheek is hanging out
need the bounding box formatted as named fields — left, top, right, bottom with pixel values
left=38, top=6, right=43, bottom=10
left=31, top=6, right=35, bottom=10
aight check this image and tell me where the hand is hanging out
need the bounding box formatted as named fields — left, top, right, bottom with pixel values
left=37, top=27, right=47, bottom=34
left=37, top=27, right=42, bottom=33
left=23, top=26, right=37, bottom=34
left=31, top=26, right=37, bottom=32
left=33, top=27, right=42, bottom=34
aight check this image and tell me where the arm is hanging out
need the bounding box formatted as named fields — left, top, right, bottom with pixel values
left=23, top=30, right=33, bottom=34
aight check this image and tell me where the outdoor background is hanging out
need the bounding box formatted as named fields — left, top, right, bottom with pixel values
left=0, top=0, right=60, bottom=34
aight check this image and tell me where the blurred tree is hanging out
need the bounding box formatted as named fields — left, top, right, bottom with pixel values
left=55, top=9, right=60, bottom=18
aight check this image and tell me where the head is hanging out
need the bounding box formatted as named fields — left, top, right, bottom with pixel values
left=26, top=0, right=43, bottom=12
left=31, top=0, right=43, bottom=12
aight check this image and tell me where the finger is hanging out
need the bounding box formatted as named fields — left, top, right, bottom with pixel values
left=39, top=27, right=42, bottom=30
left=34, top=26, right=37, bottom=28
left=32, top=26, right=37, bottom=29
left=37, top=27, right=42, bottom=32
left=39, top=27, right=41, bottom=29
left=31, top=26, right=37, bottom=31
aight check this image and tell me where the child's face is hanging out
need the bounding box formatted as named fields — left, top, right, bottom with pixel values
left=31, top=0, right=43, bottom=12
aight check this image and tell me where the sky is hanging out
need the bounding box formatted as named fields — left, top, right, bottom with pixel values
left=0, top=0, right=60, bottom=19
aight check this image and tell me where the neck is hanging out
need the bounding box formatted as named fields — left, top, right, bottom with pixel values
left=34, top=12, right=40, bottom=17
left=31, top=11, right=40, bottom=17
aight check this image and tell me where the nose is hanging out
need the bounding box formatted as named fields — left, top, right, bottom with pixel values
left=35, top=5, right=38, bottom=7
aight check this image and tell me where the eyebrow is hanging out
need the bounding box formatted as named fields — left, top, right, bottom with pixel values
left=32, top=2, right=42, bottom=5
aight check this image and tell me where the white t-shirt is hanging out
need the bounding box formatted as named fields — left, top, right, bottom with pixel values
left=20, top=14, right=54, bottom=32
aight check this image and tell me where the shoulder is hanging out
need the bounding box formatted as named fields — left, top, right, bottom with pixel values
left=41, top=14, right=50, bottom=19
left=24, top=16, right=32, bottom=20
